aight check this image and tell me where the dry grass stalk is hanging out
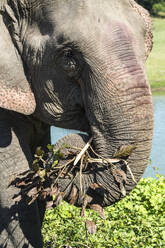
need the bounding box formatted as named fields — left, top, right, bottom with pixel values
left=125, top=162, right=137, bottom=184
left=74, top=137, right=93, bottom=166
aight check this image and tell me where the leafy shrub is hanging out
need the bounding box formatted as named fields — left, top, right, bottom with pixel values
left=136, top=0, right=165, bottom=15
left=152, top=3, right=165, bottom=15
left=42, top=175, right=165, bottom=248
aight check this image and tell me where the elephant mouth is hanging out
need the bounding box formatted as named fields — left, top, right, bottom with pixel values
left=51, top=129, right=136, bottom=207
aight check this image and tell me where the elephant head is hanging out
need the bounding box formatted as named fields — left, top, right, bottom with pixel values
left=0, top=0, right=153, bottom=206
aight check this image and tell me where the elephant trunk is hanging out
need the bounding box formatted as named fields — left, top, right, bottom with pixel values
left=85, top=59, right=153, bottom=205
left=56, top=64, right=153, bottom=207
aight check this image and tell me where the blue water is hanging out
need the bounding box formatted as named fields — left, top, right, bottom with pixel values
left=51, top=94, right=165, bottom=178
left=143, top=94, right=165, bottom=178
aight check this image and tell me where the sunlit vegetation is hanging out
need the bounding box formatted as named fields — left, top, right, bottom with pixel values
left=147, top=18, right=165, bottom=90
left=42, top=175, right=165, bottom=248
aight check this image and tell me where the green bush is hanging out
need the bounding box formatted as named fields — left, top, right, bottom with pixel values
left=42, top=175, right=165, bottom=248
left=136, top=0, right=165, bottom=15
left=152, top=3, right=165, bottom=15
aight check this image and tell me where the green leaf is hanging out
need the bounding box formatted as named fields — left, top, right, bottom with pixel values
left=61, top=143, right=71, bottom=149
left=113, top=144, right=136, bottom=159
left=35, top=146, right=45, bottom=156
left=53, top=148, right=59, bottom=155
left=57, top=151, right=65, bottom=159
left=40, top=169, right=46, bottom=178
left=52, top=194, right=56, bottom=201
left=52, top=160, right=58, bottom=168
left=162, top=230, right=165, bottom=241
left=47, top=144, right=54, bottom=151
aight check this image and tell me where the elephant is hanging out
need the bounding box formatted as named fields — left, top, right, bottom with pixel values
left=0, top=0, right=153, bottom=247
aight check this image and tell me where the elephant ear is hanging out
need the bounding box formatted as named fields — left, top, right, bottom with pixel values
left=0, top=4, right=36, bottom=115
left=129, top=0, right=153, bottom=59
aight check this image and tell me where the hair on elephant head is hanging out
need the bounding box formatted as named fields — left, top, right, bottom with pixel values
left=0, top=0, right=153, bottom=246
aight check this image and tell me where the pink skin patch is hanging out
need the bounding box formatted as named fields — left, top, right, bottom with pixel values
left=0, top=83, right=36, bottom=115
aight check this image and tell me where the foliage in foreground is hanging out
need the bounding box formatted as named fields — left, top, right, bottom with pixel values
left=42, top=175, right=165, bottom=248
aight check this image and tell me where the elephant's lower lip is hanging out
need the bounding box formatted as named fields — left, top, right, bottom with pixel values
left=51, top=126, right=88, bottom=144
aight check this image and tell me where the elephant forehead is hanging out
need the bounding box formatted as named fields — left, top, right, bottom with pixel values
left=45, top=0, right=143, bottom=34
left=47, top=0, right=146, bottom=53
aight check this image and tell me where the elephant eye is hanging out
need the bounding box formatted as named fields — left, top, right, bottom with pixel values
left=60, top=50, right=79, bottom=77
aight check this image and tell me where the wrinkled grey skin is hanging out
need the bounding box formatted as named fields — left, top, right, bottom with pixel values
left=0, top=0, right=153, bottom=247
